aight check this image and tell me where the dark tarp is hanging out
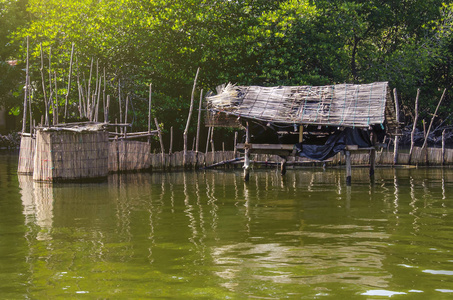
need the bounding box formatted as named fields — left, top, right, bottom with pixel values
left=295, top=128, right=371, bottom=161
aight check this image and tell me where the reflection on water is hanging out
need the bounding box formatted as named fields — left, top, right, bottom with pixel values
left=1, top=165, right=452, bottom=298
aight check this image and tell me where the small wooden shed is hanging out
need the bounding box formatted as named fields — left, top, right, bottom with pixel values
left=33, top=123, right=109, bottom=182
left=206, top=82, right=399, bottom=183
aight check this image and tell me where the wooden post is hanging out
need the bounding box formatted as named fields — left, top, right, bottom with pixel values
left=299, top=125, right=303, bottom=143
left=95, top=59, right=100, bottom=122
left=124, top=95, right=129, bottom=138
left=195, top=89, right=203, bottom=153
left=169, top=126, right=173, bottom=155
left=40, top=43, right=49, bottom=126
left=64, top=43, right=74, bottom=121
left=54, top=71, right=58, bottom=124
left=29, top=78, right=33, bottom=134
left=87, top=58, right=93, bottom=118
left=233, top=131, right=238, bottom=158
left=369, top=148, right=376, bottom=178
left=345, top=150, right=352, bottom=186
left=205, top=127, right=211, bottom=166
left=281, top=157, right=287, bottom=176
left=184, top=67, right=200, bottom=167
left=22, top=36, right=29, bottom=133
left=393, top=88, right=399, bottom=165
left=442, top=129, right=446, bottom=165
left=105, top=95, right=110, bottom=123
left=154, top=118, right=165, bottom=168
left=369, top=128, right=376, bottom=178
left=210, top=126, right=215, bottom=164
left=148, top=83, right=152, bottom=144
left=48, top=47, right=55, bottom=126
left=118, top=79, right=122, bottom=124
left=422, top=88, right=447, bottom=165
left=103, top=67, right=106, bottom=122
left=408, top=89, right=420, bottom=164
left=244, top=122, right=250, bottom=182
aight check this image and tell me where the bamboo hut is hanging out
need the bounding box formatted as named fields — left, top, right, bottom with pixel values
left=206, top=82, right=399, bottom=183
left=33, top=123, right=109, bottom=182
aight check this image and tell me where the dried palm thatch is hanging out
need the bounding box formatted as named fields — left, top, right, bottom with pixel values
left=206, top=82, right=398, bottom=134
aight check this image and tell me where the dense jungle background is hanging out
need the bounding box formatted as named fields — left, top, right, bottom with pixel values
left=1, top=0, right=453, bottom=150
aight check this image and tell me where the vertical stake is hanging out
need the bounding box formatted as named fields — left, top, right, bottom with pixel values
left=345, top=150, right=352, bottom=186
left=244, top=122, right=250, bottom=182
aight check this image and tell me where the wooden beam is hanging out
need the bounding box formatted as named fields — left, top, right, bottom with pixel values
left=237, top=143, right=294, bottom=151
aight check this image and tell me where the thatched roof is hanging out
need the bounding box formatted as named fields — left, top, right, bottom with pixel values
left=206, top=82, right=398, bottom=133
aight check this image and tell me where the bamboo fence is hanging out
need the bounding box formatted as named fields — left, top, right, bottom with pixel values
left=109, top=140, right=151, bottom=172
left=17, top=136, right=35, bottom=174
left=33, top=130, right=109, bottom=181
left=148, top=146, right=453, bottom=170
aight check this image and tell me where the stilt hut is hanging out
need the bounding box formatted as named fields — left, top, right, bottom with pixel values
left=206, top=82, right=399, bottom=183
left=33, top=123, right=109, bottom=182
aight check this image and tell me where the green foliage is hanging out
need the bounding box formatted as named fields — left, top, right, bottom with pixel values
left=2, top=0, right=453, bottom=138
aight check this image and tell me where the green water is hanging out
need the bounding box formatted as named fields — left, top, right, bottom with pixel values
left=2, top=153, right=453, bottom=299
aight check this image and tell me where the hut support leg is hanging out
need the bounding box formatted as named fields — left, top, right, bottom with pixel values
left=281, top=157, right=287, bottom=176
left=369, top=148, right=376, bottom=178
left=244, top=149, right=250, bottom=182
left=345, top=150, right=352, bottom=186
left=244, top=122, right=250, bottom=182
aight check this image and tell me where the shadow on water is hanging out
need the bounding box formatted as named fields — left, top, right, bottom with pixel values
left=9, top=166, right=453, bottom=298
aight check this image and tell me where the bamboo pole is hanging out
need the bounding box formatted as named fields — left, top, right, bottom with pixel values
left=442, top=129, right=446, bottom=165
left=95, top=59, right=100, bottom=122
left=422, top=88, right=447, bottom=151
left=408, top=88, right=420, bottom=164
left=148, top=83, right=152, bottom=144
left=244, top=122, right=250, bottom=181
left=48, top=47, right=55, bottom=125
left=29, top=76, right=33, bottom=134
left=233, top=131, right=238, bottom=158
left=103, top=67, right=106, bottom=122
left=106, top=95, right=110, bottom=123
left=118, top=79, right=122, bottom=125
left=345, top=150, right=352, bottom=186
left=184, top=67, right=200, bottom=167
left=87, top=58, right=93, bottom=118
left=169, top=126, right=173, bottom=155
left=195, top=89, right=203, bottom=152
left=64, top=43, right=74, bottom=121
left=205, top=127, right=212, bottom=166
left=39, top=43, right=49, bottom=126
left=21, top=36, right=29, bottom=133
left=369, top=148, right=376, bottom=178
left=210, top=126, right=215, bottom=163
left=154, top=118, right=165, bottom=167
left=393, top=88, right=399, bottom=165
left=54, top=71, right=58, bottom=124
left=124, top=95, right=129, bottom=138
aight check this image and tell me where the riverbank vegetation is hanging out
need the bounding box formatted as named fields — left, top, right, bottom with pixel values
left=1, top=0, right=453, bottom=149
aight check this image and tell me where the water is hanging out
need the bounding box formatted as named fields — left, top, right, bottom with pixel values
left=2, top=153, right=453, bottom=299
